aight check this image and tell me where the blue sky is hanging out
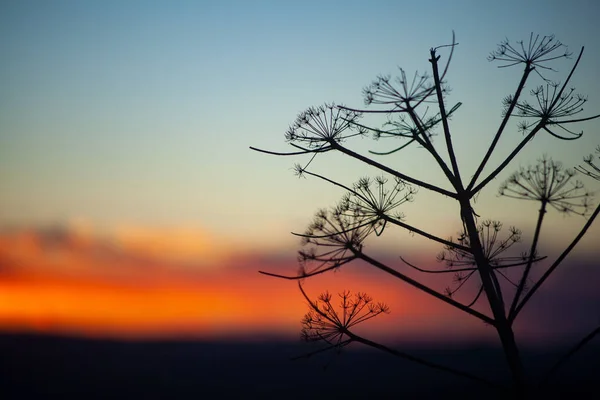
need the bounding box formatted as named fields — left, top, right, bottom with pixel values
left=1, top=0, right=599, bottom=252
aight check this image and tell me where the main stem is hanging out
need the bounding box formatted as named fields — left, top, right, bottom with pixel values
left=429, top=46, right=525, bottom=394
left=460, top=196, right=526, bottom=396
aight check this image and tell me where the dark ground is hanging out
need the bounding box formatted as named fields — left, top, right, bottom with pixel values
left=1, top=332, right=598, bottom=399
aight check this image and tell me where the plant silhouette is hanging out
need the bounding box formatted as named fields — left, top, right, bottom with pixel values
left=251, top=32, right=600, bottom=398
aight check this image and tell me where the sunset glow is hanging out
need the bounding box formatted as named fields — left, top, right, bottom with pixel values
left=0, top=227, right=293, bottom=339
left=0, top=226, right=497, bottom=342
left=1, top=1, right=599, bottom=353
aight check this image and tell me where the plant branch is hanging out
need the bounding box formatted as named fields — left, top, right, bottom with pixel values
left=538, top=324, right=600, bottom=385
left=513, top=201, right=600, bottom=320
left=401, top=256, right=546, bottom=274
left=333, top=142, right=457, bottom=198
left=468, top=66, right=533, bottom=192
left=508, top=201, right=547, bottom=322
left=369, top=139, right=416, bottom=156
left=430, top=43, right=463, bottom=189
left=338, top=105, right=403, bottom=114
left=551, top=114, right=600, bottom=124
left=295, top=168, right=467, bottom=251
left=354, top=250, right=495, bottom=324
left=384, top=216, right=470, bottom=252
left=290, top=339, right=352, bottom=360
left=547, top=47, right=584, bottom=112
left=249, top=145, right=332, bottom=156
left=406, top=107, right=459, bottom=190
left=259, top=261, right=348, bottom=280
left=470, top=124, right=543, bottom=196
left=348, top=331, right=503, bottom=389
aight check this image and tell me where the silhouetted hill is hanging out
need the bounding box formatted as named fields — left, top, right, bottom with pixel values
left=1, top=332, right=598, bottom=399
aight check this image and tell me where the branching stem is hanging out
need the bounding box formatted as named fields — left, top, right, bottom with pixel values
left=468, top=65, right=533, bottom=192
left=333, top=142, right=457, bottom=198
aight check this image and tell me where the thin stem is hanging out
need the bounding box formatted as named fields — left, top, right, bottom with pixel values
left=467, top=286, right=485, bottom=308
left=400, top=256, right=546, bottom=274
left=354, top=250, right=495, bottom=325
left=338, top=105, right=403, bottom=114
left=291, top=219, right=377, bottom=240
left=471, top=124, right=543, bottom=196
left=508, top=201, right=547, bottom=323
left=406, top=107, right=459, bottom=191
left=249, top=145, right=332, bottom=156
left=384, top=215, right=470, bottom=252
left=400, top=256, right=478, bottom=274
left=333, top=142, right=457, bottom=198
left=514, top=202, right=600, bottom=320
left=345, top=118, right=414, bottom=140
left=468, top=66, right=533, bottom=192
left=547, top=47, right=584, bottom=112
left=294, top=168, right=356, bottom=194
left=491, top=269, right=505, bottom=311
left=259, top=262, right=348, bottom=280
left=538, top=325, right=600, bottom=385
left=348, top=331, right=503, bottom=389
left=369, top=139, right=416, bottom=156
left=430, top=49, right=463, bottom=190
left=290, top=339, right=352, bottom=360
left=552, top=114, right=600, bottom=124
left=286, top=169, right=465, bottom=251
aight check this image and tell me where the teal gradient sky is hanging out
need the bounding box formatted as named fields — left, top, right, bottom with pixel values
left=1, top=0, right=599, bottom=254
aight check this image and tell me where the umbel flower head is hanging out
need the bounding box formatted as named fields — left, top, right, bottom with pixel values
left=297, top=202, right=383, bottom=277
left=299, top=284, right=389, bottom=352
left=295, top=175, right=415, bottom=277
left=343, top=175, right=417, bottom=236
left=362, top=69, right=439, bottom=109
left=376, top=113, right=436, bottom=141
left=505, top=82, right=588, bottom=139
left=488, top=33, right=570, bottom=71
left=576, top=145, right=600, bottom=181
left=499, top=155, right=592, bottom=216
left=371, top=102, right=461, bottom=141
left=285, top=103, right=364, bottom=150
left=438, top=220, right=523, bottom=269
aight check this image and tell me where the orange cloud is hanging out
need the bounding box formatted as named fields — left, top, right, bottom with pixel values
left=0, top=225, right=494, bottom=342
left=0, top=273, right=305, bottom=339
left=111, top=225, right=229, bottom=267
left=0, top=226, right=303, bottom=339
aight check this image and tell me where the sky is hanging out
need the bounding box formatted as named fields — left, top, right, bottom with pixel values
left=0, top=0, right=599, bottom=345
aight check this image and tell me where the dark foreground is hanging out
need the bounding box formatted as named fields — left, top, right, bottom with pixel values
left=1, top=333, right=598, bottom=399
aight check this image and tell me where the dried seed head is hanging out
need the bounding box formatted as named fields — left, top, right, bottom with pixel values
left=500, top=155, right=593, bottom=216
left=285, top=103, right=363, bottom=149
left=300, top=286, right=389, bottom=351
left=488, top=33, right=571, bottom=71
